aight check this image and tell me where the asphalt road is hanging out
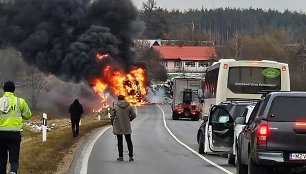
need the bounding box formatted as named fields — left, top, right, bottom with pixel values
left=69, top=104, right=236, bottom=174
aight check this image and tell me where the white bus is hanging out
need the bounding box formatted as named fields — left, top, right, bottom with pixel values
left=202, top=59, right=290, bottom=116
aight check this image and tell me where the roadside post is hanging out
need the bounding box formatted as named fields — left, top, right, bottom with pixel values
left=98, top=110, right=101, bottom=121
left=42, top=113, right=47, bottom=142
left=108, top=108, right=111, bottom=118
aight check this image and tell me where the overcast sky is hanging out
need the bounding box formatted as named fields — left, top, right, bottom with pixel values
left=132, top=0, right=306, bottom=13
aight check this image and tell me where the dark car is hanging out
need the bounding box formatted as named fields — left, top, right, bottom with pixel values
left=197, top=100, right=256, bottom=155
left=210, top=92, right=306, bottom=174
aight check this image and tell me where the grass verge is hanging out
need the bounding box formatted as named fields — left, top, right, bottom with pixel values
left=18, top=113, right=110, bottom=174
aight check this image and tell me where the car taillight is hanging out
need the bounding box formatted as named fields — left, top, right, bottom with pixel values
left=295, top=122, right=306, bottom=126
left=257, top=121, right=269, bottom=146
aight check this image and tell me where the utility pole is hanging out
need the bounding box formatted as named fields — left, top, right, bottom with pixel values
left=302, top=40, right=306, bottom=70
left=235, top=31, right=239, bottom=60
left=191, top=20, right=195, bottom=41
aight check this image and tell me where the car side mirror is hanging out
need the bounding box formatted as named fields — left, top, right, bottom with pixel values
left=209, top=105, right=217, bottom=113
left=235, top=117, right=246, bottom=124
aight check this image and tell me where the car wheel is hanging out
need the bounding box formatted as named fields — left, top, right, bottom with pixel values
left=248, top=156, right=269, bottom=174
left=198, top=131, right=204, bottom=154
left=172, top=113, right=179, bottom=120
left=228, top=154, right=235, bottom=165
left=278, top=167, right=292, bottom=174
left=192, top=115, right=200, bottom=121
left=236, top=147, right=247, bottom=174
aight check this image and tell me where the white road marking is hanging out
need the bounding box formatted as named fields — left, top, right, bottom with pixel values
left=79, top=105, right=233, bottom=174
left=79, top=126, right=112, bottom=174
left=79, top=106, right=137, bottom=174
left=157, top=104, right=234, bottom=174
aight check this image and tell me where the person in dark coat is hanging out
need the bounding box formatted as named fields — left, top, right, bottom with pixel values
left=111, top=95, right=136, bottom=161
left=69, top=98, right=84, bottom=137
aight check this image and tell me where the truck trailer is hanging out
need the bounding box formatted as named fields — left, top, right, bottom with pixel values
left=171, top=78, right=203, bottom=121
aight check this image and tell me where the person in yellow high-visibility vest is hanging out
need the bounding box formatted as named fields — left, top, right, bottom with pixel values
left=0, top=81, right=32, bottom=174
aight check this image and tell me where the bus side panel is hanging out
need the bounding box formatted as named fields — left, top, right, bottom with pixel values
left=216, top=63, right=228, bottom=104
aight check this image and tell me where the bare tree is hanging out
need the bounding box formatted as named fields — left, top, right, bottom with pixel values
left=164, top=19, right=213, bottom=44
left=24, top=70, right=49, bottom=110
left=142, top=0, right=157, bottom=12
left=217, top=30, right=292, bottom=61
left=135, top=41, right=168, bottom=81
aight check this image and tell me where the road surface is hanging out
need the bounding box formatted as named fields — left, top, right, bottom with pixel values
left=69, top=104, right=236, bottom=174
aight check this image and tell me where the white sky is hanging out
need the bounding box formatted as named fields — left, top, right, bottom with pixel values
left=132, top=0, right=306, bottom=13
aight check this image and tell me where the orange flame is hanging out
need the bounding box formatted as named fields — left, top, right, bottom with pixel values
left=92, top=79, right=108, bottom=93
left=91, top=64, right=147, bottom=108
left=96, top=53, right=109, bottom=60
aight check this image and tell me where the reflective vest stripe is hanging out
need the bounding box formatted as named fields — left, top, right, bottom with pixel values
left=0, top=126, right=22, bottom=131
left=1, top=98, right=21, bottom=118
left=0, top=113, right=21, bottom=118
left=17, top=98, right=20, bottom=112
left=22, top=109, right=30, bottom=118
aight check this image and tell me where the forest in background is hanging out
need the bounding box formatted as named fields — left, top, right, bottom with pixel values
left=139, top=0, right=306, bottom=90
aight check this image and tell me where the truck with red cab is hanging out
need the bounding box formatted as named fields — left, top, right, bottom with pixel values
left=171, top=78, right=203, bottom=121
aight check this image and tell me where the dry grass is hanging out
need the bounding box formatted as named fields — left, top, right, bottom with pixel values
left=17, top=112, right=111, bottom=174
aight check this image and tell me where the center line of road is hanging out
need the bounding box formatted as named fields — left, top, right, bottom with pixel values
left=157, top=104, right=234, bottom=174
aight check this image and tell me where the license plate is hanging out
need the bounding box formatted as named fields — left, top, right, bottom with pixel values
left=290, top=153, right=306, bottom=160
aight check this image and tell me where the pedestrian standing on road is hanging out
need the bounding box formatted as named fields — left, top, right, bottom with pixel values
left=111, top=95, right=136, bottom=161
left=0, top=81, right=32, bottom=174
left=69, top=98, right=83, bottom=138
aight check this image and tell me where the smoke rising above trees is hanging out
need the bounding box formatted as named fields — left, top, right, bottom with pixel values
left=0, top=0, right=145, bottom=82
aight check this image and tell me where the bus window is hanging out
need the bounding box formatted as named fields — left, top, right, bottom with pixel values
left=227, top=67, right=281, bottom=94
left=204, top=68, right=219, bottom=98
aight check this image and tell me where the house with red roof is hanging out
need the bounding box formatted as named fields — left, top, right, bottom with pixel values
left=152, top=45, right=217, bottom=74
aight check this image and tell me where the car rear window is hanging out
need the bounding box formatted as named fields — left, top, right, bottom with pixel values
left=229, top=105, right=249, bottom=119
left=268, top=96, right=306, bottom=122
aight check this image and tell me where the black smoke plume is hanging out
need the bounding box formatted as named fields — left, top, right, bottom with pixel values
left=0, top=0, right=145, bottom=82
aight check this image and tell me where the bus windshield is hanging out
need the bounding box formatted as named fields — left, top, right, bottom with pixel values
left=227, top=67, right=281, bottom=94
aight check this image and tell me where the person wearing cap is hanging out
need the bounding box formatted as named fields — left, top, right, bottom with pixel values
left=111, top=95, right=136, bottom=161
left=0, top=81, right=32, bottom=174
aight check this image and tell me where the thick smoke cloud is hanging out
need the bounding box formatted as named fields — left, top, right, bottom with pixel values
left=39, top=78, right=103, bottom=114
left=0, top=48, right=105, bottom=114
left=0, top=0, right=145, bottom=82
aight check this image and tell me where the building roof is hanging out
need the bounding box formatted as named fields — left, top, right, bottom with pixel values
left=152, top=45, right=217, bottom=61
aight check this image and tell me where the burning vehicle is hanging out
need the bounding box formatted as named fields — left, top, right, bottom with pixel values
left=91, top=62, right=147, bottom=108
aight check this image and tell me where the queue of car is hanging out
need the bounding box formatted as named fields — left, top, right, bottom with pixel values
left=197, top=101, right=255, bottom=158
left=197, top=91, right=306, bottom=174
